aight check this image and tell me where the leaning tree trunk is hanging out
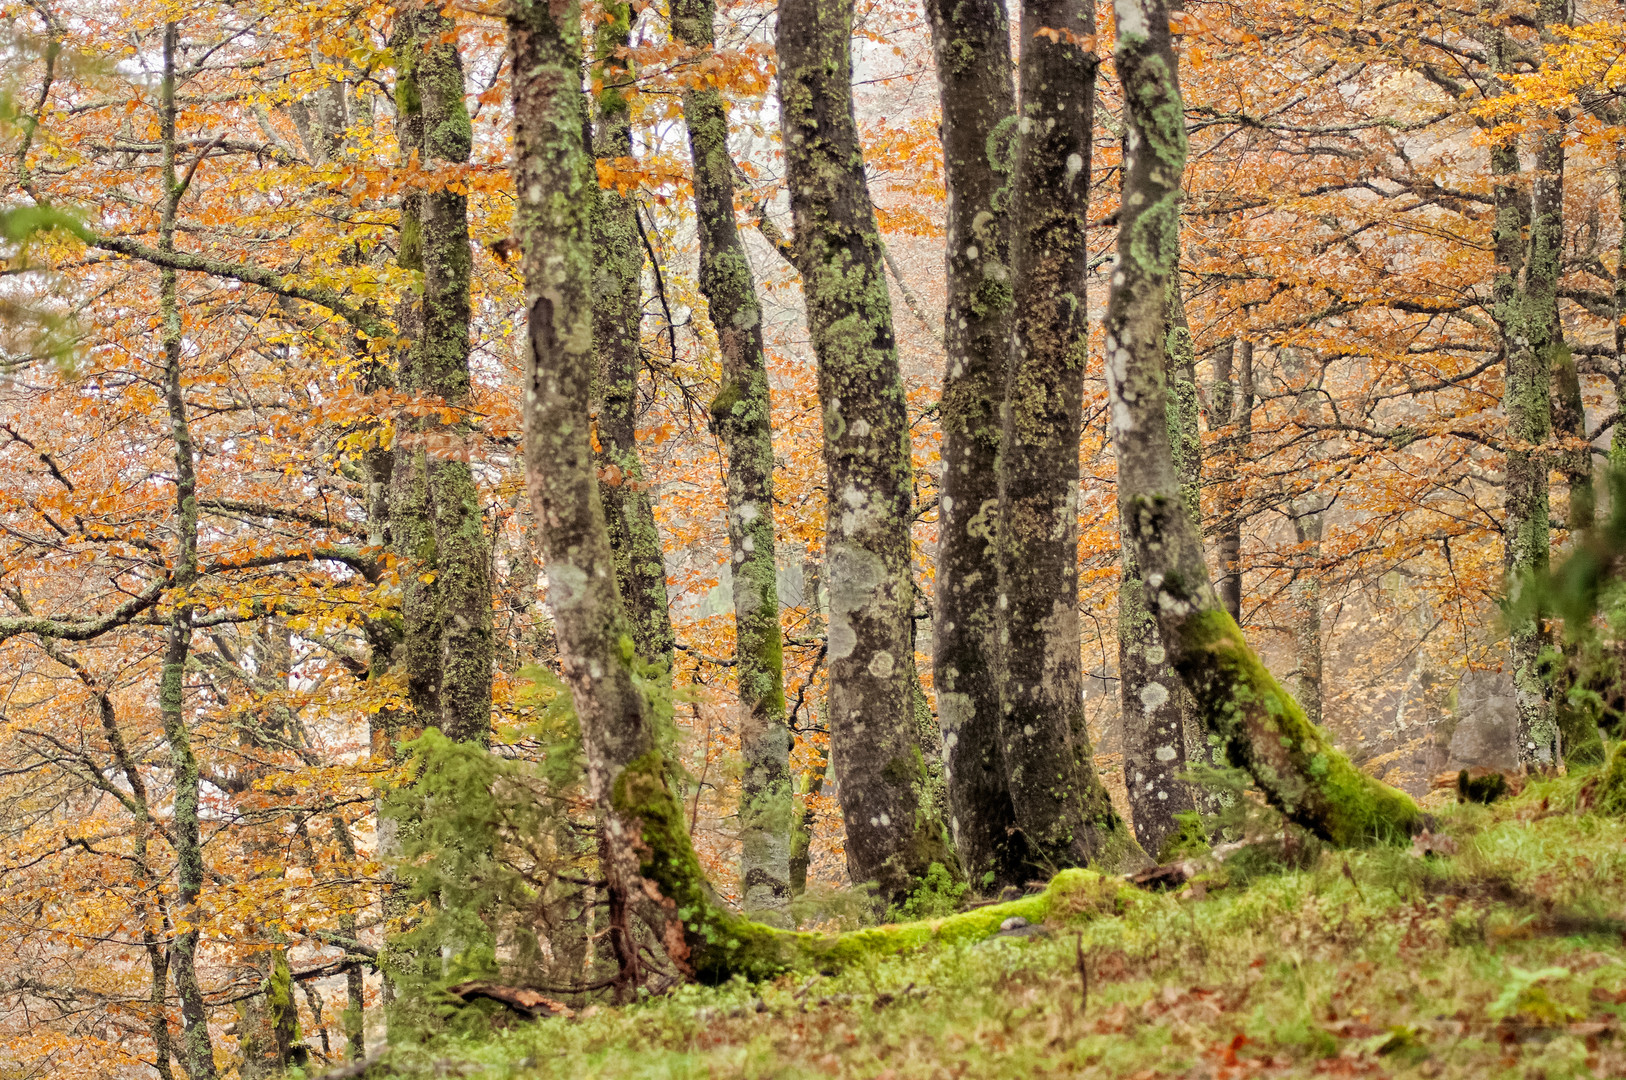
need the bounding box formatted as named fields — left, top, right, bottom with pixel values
left=391, top=6, right=494, bottom=743
left=1103, top=0, right=1421, bottom=847
left=671, top=0, right=793, bottom=922
left=590, top=4, right=676, bottom=671
left=776, top=0, right=956, bottom=905
left=923, top=0, right=1027, bottom=889
left=996, top=0, right=1142, bottom=873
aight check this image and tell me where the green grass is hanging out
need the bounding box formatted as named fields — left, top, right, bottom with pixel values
left=357, top=770, right=1626, bottom=1079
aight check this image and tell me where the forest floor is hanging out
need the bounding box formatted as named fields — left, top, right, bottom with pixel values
left=362, top=763, right=1626, bottom=1080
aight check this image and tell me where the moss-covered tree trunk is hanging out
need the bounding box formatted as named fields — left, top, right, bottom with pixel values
left=776, top=0, right=956, bottom=905
left=1120, top=248, right=1202, bottom=857
left=391, top=6, right=494, bottom=744
left=1488, top=22, right=1560, bottom=771
left=1613, top=148, right=1626, bottom=479
left=156, top=24, right=217, bottom=1077
left=590, top=7, right=675, bottom=672
left=923, top=0, right=1027, bottom=889
left=671, top=0, right=793, bottom=922
left=996, top=0, right=1141, bottom=873
left=510, top=0, right=660, bottom=989
left=1103, top=0, right=1421, bottom=848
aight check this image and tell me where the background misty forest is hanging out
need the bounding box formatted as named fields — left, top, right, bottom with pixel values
left=2, top=0, right=1625, bottom=1074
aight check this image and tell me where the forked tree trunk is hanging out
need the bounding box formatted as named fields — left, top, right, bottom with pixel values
left=997, top=0, right=1142, bottom=873
left=923, top=0, right=1026, bottom=887
left=1103, top=0, right=1421, bottom=847
left=590, top=4, right=676, bottom=671
left=776, top=0, right=956, bottom=904
left=671, top=0, right=793, bottom=922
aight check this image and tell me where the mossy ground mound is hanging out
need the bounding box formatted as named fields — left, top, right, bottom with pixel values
left=356, top=757, right=1626, bottom=1079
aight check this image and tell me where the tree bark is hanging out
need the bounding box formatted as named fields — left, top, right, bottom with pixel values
left=923, top=0, right=1028, bottom=889
left=157, top=24, right=217, bottom=1078
left=1103, top=0, right=1421, bottom=847
left=1120, top=243, right=1201, bottom=857
left=392, top=5, right=493, bottom=744
left=590, top=6, right=675, bottom=671
left=670, top=0, right=793, bottom=922
left=1488, top=19, right=1560, bottom=770
left=1211, top=339, right=1252, bottom=625
left=776, top=0, right=957, bottom=905
left=996, top=0, right=1142, bottom=873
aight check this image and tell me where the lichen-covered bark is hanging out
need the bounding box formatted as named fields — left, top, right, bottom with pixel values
left=996, top=0, right=1142, bottom=874
left=1612, top=149, right=1626, bottom=479
left=590, top=5, right=675, bottom=671
left=156, top=25, right=216, bottom=1076
left=1120, top=245, right=1200, bottom=857
left=392, top=5, right=494, bottom=744
left=1488, top=21, right=1560, bottom=770
left=1210, top=339, right=1252, bottom=624
left=1103, top=0, right=1421, bottom=848
left=671, top=0, right=792, bottom=921
left=777, top=0, right=956, bottom=905
left=510, top=0, right=655, bottom=990
left=923, top=0, right=1027, bottom=888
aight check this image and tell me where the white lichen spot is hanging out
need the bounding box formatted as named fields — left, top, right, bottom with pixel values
left=1155, top=744, right=1178, bottom=762
left=1023, top=724, right=1036, bottom=737
left=868, top=651, right=895, bottom=678
left=1065, top=153, right=1084, bottom=183
left=878, top=812, right=891, bottom=826
left=1140, top=682, right=1169, bottom=709
left=1146, top=644, right=1166, bottom=665
left=738, top=501, right=760, bottom=524
left=851, top=417, right=871, bottom=438
left=1146, top=572, right=1164, bottom=589
left=965, top=244, right=979, bottom=260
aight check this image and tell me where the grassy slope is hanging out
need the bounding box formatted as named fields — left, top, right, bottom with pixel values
left=368, top=767, right=1626, bottom=1080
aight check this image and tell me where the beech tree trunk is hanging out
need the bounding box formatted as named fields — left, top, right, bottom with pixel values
left=1120, top=247, right=1201, bottom=857
left=776, top=0, right=956, bottom=904
left=997, top=0, right=1141, bottom=873
left=157, top=24, right=217, bottom=1077
left=671, top=0, right=792, bottom=921
left=1211, top=339, right=1252, bottom=625
left=590, top=5, right=676, bottom=671
left=391, top=6, right=493, bottom=744
left=1103, top=0, right=1421, bottom=847
left=923, top=0, right=1027, bottom=888
left=1489, top=20, right=1560, bottom=770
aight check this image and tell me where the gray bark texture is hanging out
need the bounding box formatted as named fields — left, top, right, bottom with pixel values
left=1487, top=18, right=1560, bottom=770
left=670, top=0, right=793, bottom=921
left=157, top=25, right=217, bottom=1078
left=391, top=4, right=494, bottom=745
left=776, top=0, right=957, bottom=905
left=996, top=0, right=1143, bottom=874
left=590, top=3, right=676, bottom=672
left=1103, top=0, right=1422, bottom=848
left=1210, top=339, right=1251, bottom=625
left=923, top=0, right=1028, bottom=888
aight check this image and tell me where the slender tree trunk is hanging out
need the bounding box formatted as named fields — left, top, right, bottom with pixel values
left=590, top=6, right=675, bottom=671
left=776, top=0, right=956, bottom=905
left=1120, top=247, right=1201, bottom=857
left=1211, top=339, right=1252, bottom=624
left=996, top=0, right=1142, bottom=873
left=1488, top=21, right=1560, bottom=771
left=1103, top=0, right=1420, bottom=847
left=157, top=24, right=216, bottom=1077
left=670, top=0, right=793, bottom=921
left=392, top=5, right=493, bottom=743
left=789, top=557, right=826, bottom=896
left=1290, top=503, right=1327, bottom=727
left=923, top=0, right=1026, bottom=889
